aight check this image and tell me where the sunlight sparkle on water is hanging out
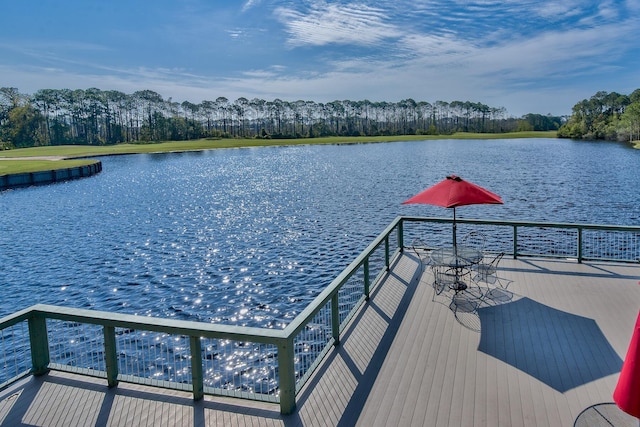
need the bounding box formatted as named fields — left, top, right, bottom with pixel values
left=3, top=139, right=640, bottom=327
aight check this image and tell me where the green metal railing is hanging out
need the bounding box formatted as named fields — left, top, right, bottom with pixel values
left=0, top=218, right=401, bottom=415
left=1, top=216, right=639, bottom=415
left=401, top=216, right=640, bottom=263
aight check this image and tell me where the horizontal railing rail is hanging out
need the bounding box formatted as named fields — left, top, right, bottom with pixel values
left=3, top=216, right=638, bottom=415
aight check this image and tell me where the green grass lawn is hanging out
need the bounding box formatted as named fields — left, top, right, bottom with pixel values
left=0, top=131, right=557, bottom=176
left=0, top=159, right=98, bottom=175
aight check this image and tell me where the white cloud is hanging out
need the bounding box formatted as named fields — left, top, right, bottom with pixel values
left=533, top=0, right=585, bottom=20
left=596, top=0, right=620, bottom=19
left=274, top=2, right=402, bottom=47
left=226, top=29, right=244, bottom=39
left=242, top=0, right=261, bottom=12
left=399, top=33, right=474, bottom=62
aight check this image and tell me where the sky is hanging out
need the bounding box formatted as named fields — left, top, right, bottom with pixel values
left=1, top=0, right=639, bottom=117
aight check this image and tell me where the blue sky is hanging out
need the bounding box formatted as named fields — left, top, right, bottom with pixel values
left=1, top=0, right=639, bottom=117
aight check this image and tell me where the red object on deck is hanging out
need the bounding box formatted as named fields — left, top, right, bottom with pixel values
left=402, top=175, right=503, bottom=248
left=402, top=175, right=503, bottom=208
left=614, top=310, right=640, bottom=418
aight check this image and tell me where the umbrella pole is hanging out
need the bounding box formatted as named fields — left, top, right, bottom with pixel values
left=452, top=207, right=457, bottom=254
left=452, top=208, right=468, bottom=292
left=452, top=207, right=462, bottom=289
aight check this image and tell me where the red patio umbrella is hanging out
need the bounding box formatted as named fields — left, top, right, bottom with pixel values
left=402, top=175, right=503, bottom=248
left=613, top=310, right=640, bottom=419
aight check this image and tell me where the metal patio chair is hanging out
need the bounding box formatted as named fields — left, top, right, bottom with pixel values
left=410, top=238, right=431, bottom=268
left=431, top=262, right=476, bottom=298
left=460, top=230, right=487, bottom=252
left=472, top=251, right=506, bottom=288
left=431, top=264, right=458, bottom=299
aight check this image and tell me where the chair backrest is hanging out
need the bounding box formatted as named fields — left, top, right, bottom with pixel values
left=411, top=238, right=431, bottom=265
left=461, top=231, right=486, bottom=251
left=411, top=238, right=427, bottom=250
left=490, top=252, right=504, bottom=267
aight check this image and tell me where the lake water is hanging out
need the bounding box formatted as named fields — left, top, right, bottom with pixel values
left=2, top=138, right=640, bottom=325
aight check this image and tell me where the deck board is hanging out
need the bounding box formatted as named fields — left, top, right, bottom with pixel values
left=1, top=252, right=640, bottom=426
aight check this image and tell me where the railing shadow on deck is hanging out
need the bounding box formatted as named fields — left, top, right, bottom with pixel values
left=0, top=370, right=284, bottom=427
left=514, top=258, right=640, bottom=279
left=285, top=252, right=423, bottom=426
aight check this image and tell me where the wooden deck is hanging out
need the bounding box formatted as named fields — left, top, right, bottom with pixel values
left=2, top=252, right=640, bottom=426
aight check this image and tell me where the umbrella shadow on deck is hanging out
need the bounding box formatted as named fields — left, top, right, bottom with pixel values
left=476, top=296, right=623, bottom=393
left=425, top=259, right=625, bottom=393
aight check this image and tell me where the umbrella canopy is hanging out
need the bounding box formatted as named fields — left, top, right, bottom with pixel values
left=402, top=175, right=503, bottom=247
left=613, top=310, right=640, bottom=418
left=402, top=175, right=503, bottom=208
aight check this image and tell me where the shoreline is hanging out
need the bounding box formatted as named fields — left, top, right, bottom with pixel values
left=0, top=132, right=558, bottom=190
left=0, top=160, right=102, bottom=191
left=0, top=131, right=558, bottom=168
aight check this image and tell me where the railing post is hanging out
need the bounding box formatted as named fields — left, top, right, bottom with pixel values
left=385, top=235, right=390, bottom=270
left=513, top=225, right=518, bottom=259
left=28, top=315, right=50, bottom=376
left=577, top=227, right=583, bottom=263
left=103, top=326, right=119, bottom=387
left=277, top=337, right=296, bottom=415
left=331, top=293, right=340, bottom=344
left=190, top=336, right=204, bottom=400
left=364, top=259, right=370, bottom=300
left=397, top=219, right=404, bottom=251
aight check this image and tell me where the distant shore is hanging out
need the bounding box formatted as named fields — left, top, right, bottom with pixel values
left=0, top=131, right=556, bottom=176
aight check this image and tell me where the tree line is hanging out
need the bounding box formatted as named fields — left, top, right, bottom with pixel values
left=558, top=88, right=640, bottom=142
left=0, top=87, right=563, bottom=148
